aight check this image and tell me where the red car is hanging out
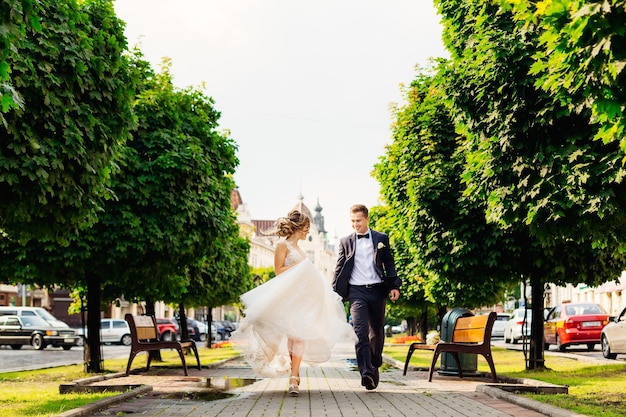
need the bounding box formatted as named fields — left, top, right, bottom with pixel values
left=544, top=303, right=610, bottom=352
left=155, top=318, right=178, bottom=342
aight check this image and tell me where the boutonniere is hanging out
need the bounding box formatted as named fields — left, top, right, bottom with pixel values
left=377, top=242, right=385, bottom=250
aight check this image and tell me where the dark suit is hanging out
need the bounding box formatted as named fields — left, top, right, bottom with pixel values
left=332, top=229, right=400, bottom=387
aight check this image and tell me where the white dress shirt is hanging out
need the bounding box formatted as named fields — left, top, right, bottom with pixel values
left=349, top=229, right=381, bottom=286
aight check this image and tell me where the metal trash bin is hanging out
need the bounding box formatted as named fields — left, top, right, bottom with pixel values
left=438, top=307, right=478, bottom=376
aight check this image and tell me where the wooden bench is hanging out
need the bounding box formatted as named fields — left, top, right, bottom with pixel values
left=124, top=314, right=201, bottom=376
left=402, top=311, right=497, bottom=382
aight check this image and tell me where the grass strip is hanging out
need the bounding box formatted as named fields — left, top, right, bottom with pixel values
left=386, top=344, right=626, bottom=417
left=0, top=346, right=240, bottom=417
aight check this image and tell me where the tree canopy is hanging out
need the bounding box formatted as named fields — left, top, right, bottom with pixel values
left=0, top=0, right=134, bottom=244
left=505, top=0, right=626, bottom=151
left=375, top=0, right=626, bottom=370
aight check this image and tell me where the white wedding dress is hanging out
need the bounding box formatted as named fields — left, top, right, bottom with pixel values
left=231, top=241, right=356, bottom=377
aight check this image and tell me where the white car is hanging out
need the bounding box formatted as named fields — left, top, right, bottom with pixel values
left=101, top=319, right=132, bottom=346
left=491, top=313, right=509, bottom=338
left=504, top=308, right=532, bottom=344
left=78, top=319, right=132, bottom=346
left=601, top=306, right=626, bottom=359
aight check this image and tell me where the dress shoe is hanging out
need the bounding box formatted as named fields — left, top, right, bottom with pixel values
left=373, top=367, right=380, bottom=388
left=361, top=374, right=376, bottom=390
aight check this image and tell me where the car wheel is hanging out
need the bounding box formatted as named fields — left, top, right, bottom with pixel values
left=161, top=331, right=174, bottom=342
left=556, top=334, right=566, bottom=352
left=586, top=343, right=595, bottom=351
left=31, top=334, right=45, bottom=350
left=544, top=339, right=550, bottom=350
left=602, top=335, right=617, bottom=359
left=10, top=344, right=22, bottom=350
left=512, top=336, right=518, bottom=345
left=62, top=345, right=72, bottom=351
left=121, top=334, right=132, bottom=346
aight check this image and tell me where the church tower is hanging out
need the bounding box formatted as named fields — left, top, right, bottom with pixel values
left=313, top=198, right=326, bottom=236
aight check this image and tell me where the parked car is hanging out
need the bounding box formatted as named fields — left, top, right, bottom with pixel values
left=210, top=322, right=218, bottom=341
left=544, top=303, right=610, bottom=351
left=601, top=306, right=626, bottom=359
left=491, top=313, right=509, bottom=338
left=214, top=320, right=236, bottom=340
left=0, top=315, right=79, bottom=350
left=155, top=318, right=178, bottom=341
left=181, top=318, right=203, bottom=342
left=503, top=308, right=532, bottom=344
left=76, top=319, right=132, bottom=346
left=0, top=306, right=72, bottom=329
left=101, top=319, right=132, bottom=346
left=191, top=319, right=209, bottom=342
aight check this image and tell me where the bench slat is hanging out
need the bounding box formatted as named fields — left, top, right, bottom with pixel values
left=136, top=327, right=157, bottom=340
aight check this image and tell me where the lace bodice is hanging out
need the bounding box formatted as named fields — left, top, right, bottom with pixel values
left=284, top=241, right=305, bottom=267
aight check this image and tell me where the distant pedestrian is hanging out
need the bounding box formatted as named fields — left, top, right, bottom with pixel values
left=333, top=204, right=401, bottom=390
left=232, top=209, right=356, bottom=397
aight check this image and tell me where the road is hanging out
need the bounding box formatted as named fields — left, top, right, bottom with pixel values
left=491, top=337, right=626, bottom=363
left=0, top=343, right=130, bottom=373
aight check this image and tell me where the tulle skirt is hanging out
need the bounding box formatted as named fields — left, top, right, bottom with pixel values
left=231, top=259, right=356, bottom=377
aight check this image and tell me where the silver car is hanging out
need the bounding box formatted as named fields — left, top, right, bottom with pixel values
left=504, top=308, right=532, bottom=344
left=100, top=319, right=132, bottom=346
left=491, top=313, right=509, bottom=338
left=601, top=306, right=626, bottom=359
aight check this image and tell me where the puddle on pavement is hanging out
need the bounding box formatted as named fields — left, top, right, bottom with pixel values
left=345, top=359, right=391, bottom=373
left=159, top=391, right=233, bottom=401
left=156, top=378, right=257, bottom=402
left=207, top=377, right=258, bottom=389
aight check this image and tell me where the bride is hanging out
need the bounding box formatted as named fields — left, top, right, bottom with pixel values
left=231, top=209, right=356, bottom=396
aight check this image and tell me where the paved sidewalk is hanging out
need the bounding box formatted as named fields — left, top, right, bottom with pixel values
left=62, top=342, right=588, bottom=417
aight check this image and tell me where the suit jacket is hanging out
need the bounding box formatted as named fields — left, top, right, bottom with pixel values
left=332, top=229, right=400, bottom=301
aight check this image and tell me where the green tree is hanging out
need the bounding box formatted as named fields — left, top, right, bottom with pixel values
left=505, top=0, right=626, bottom=151
left=0, top=0, right=133, bottom=244
left=0, top=0, right=38, bottom=117
left=436, top=0, right=626, bottom=368
left=374, top=64, right=513, bottom=340
left=0, top=56, right=247, bottom=371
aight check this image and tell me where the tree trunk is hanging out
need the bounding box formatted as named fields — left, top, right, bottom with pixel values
left=208, top=309, right=214, bottom=348
left=528, top=275, right=546, bottom=369
left=406, top=316, right=416, bottom=337
left=145, top=299, right=162, bottom=362
left=86, top=273, right=103, bottom=372
left=419, top=310, right=428, bottom=342
left=437, top=305, right=447, bottom=331
left=178, top=303, right=189, bottom=341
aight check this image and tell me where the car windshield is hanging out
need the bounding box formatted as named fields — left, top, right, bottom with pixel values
left=35, top=309, right=60, bottom=322
left=565, top=304, right=607, bottom=315
left=21, top=316, right=48, bottom=327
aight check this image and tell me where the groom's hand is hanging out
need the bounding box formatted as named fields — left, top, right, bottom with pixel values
left=389, top=289, right=399, bottom=301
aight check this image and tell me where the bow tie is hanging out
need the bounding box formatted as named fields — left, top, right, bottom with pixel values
left=357, top=233, right=370, bottom=239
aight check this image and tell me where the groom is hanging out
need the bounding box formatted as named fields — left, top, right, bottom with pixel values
left=333, top=204, right=401, bottom=390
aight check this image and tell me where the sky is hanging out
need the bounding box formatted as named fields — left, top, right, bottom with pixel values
left=113, top=0, right=447, bottom=238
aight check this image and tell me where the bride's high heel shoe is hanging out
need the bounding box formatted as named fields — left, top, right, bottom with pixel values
left=288, top=376, right=300, bottom=397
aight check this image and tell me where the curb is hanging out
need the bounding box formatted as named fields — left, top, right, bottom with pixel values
left=55, top=385, right=153, bottom=417
left=478, top=384, right=590, bottom=417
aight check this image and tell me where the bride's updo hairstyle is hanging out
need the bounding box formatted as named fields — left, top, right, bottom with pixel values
left=267, top=210, right=310, bottom=237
